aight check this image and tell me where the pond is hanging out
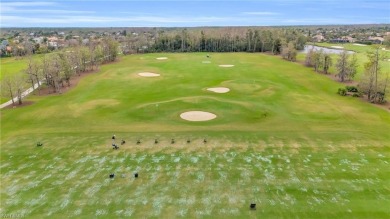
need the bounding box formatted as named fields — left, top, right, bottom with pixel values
left=301, top=45, right=355, bottom=54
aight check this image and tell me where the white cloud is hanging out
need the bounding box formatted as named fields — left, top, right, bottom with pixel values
left=0, top=1, right=57, bottom=7
left=242, top=12, right=280, bottom=16
left=2, top=8, right=95, bottom=14
left=0, top=15, right=233, bottom=26
left=281, top=18, right=372, bottom=24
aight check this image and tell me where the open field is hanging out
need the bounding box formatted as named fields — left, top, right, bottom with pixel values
left=1, top=53, right=390, bottom=218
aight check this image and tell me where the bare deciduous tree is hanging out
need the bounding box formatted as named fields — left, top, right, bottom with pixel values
left=1, top=75, right=16, bottom=105
left=336, top=51, right=351, bottom=82
left=14, top=74, right=28, bottom=105
left=359, top=48, right=388, bottom=103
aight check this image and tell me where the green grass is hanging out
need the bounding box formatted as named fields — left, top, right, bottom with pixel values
left=1, top=53, right=389, bottom=218
left=0, top=55, right=42, bottom=80
left=0, top=51, right=65, bottom=81
left=0, top=55, right=47, bottom=104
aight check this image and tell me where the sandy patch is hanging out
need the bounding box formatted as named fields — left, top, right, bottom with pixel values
left=138, top=72, right=160, bottom=77
left=206, top=87, right=230, bottom=93
left=202, top=61, right=211, bottom=64
left=353, top=43, right=367, bottom=46
left=331, top=46, right=344, bottom=49
left=156, top=57, right=168, bottom=60
left=387, top=59, right=390, bottom=62
left=219, top=65, right=234, bottom=67
left=180, top=111, right=217, bottom=121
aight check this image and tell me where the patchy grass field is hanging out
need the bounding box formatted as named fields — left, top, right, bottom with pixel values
left=1, top=53, right=389, bottom=218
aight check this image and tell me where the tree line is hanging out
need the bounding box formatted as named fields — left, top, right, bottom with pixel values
left=1, top=38, right=118, bottom=105
left=121, top=28, right=307, bottom=54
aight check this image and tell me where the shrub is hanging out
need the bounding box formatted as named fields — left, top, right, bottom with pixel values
left=346, top=86, right=358, bottom=92
left=338, top=88, right=347, bottom=96
left=355, top=41, right=372, bottom=45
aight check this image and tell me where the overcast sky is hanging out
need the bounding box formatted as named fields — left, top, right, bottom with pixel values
left=0, top=0, right=389, bottom=27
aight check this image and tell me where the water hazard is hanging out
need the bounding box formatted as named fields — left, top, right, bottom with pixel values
left=301, top=45, right=355, bottom=54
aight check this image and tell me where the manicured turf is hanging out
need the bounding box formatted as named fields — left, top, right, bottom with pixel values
left=1, top=53, right=389, bottom=218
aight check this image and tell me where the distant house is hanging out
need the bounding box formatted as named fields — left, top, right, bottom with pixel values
left=329, top=36, right=355, bottom=43
left=33, top=37, right=44, bottom=44
left=1, top=45, right=12, bottom=56
left=344, top=36, right=356, bottom=43
left=48, top=41, right=58, bottom=48
left=329, top=38, right=349, bottom=43
left=81, top=38, right=89, bottom=45
left=368, top=36, right=384, bottom=44
left=312, top=34, right=325, bottom=42
left=47, top=36, right=58, bottom=42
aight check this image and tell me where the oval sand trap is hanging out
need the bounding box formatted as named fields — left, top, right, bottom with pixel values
left=331, top=46, right=344, bottom=49
left=138, top=72, right=160, bottom=77
left=207, top=87, right=230, bottom=93
left=180, top=111, right=217, bottom=121
left=156, top=57, right=168, bottom=60
left=219, top=64, right=234, bottom=67
left=353, top=43, right=367, bottom=46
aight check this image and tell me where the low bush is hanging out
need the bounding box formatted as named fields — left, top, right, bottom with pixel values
left=346, top=86, right=358, bottom=92
left=338, top=88, right=347, bottom=96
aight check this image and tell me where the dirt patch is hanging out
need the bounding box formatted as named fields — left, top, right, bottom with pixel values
left=219, top=65, right=234, bottom=67
left=69, top=99, right=120, bottom=116
left=2, top=70, right=99, bottom=109
left=202, top=61, right=211, bottom=64
left=206, top=87, right=230, bottom=93
left=353, top=43, right=367, bottom=46
left=324, top=74, right=359, bottom=86
left=4, top=101, right=34, bottom=109
left=180, top=111, right=217, bottom=121
left=156, top=57, right=168, bottom=60
left=138, top=72, right=160, bottom=77
left=35, top=70, right=98, bottom=96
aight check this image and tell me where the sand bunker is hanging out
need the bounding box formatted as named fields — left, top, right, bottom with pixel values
left=180, top=111, right=217, bottom=121
left=219, top=65, right=234, bottom=67
left=207, top=87, right=230, bottom=93
left=202, top=61, right=211, bottom=64
left=156, top=57, right=168, bottom=60
left=138, top=72, right=160, bottom=77
left=331, top=46, right=344, bottom=49
left=353, top=43, right=367, bottom=46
